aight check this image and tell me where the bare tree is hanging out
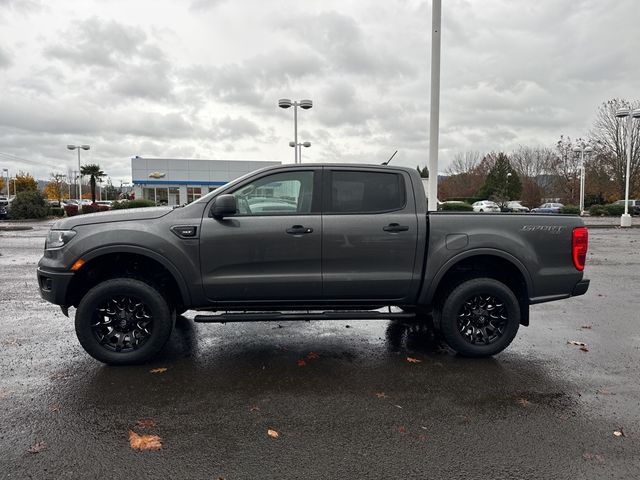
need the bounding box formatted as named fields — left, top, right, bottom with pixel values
left=445, top=151, right=482, bottom=175
left=589, top=98, right=640, bottom=198
left=549, top=135, right=581, bottom=204
left=510, top=146, right=556, bottom=206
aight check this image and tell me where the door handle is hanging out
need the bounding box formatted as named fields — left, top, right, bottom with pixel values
left=286, top=225, right=313, bottom=235
left=383, top=223, right=409, bottom=233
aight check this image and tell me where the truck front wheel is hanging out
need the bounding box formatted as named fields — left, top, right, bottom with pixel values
left=439, top=278, right=520, bottom=357
left=75, top=278, right=174, bottom=365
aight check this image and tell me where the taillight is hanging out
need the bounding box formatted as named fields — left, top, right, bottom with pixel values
left=572, top=227, right=588, bottom=271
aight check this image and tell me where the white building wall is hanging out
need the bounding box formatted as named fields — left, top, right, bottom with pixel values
left=131, top=157, right=280, bottom=205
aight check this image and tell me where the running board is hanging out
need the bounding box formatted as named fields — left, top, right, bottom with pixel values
left=193, top=310, right=415, bottom=323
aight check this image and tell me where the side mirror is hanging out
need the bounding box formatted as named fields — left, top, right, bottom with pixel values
left=211, top=194, right=237, bottom=218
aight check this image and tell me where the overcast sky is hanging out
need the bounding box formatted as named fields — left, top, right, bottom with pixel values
left=1, top=0, right=639, bottom=183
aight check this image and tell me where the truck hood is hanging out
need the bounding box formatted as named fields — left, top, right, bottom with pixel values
left=52, top=207, right=173, bottom=229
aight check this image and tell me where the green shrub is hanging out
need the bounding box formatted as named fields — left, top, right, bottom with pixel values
left=111, top=199, right=156, bottom=210
left=9, top=190, right=48, bottom=219
left=440, top=202, right=474, bottom=211
left=604, top=203, right=625, bottom=216
left=560, top=204, right=580, bottom=214
left=588, top=204, right=607, bottom=216
left=48, top=207, right=65, bottom=217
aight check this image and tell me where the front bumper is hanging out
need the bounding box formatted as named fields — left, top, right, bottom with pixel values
left=571, top=278, right=590, bottom=297
left=37, top=267, right=74, bottom=306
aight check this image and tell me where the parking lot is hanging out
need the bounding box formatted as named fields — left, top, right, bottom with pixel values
left=1, top=220, right=639, bottom=479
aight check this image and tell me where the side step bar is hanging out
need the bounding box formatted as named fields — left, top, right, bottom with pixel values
left=194, top=310, right=416, bottom=323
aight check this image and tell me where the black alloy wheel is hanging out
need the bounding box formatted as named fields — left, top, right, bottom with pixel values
left=456, top=294, right=508, bottom=346
left=439, top=277, right=520, bottom=357
left=91, top=295, right=154, bottom=352
left=75, top=278, right=174, bottom=365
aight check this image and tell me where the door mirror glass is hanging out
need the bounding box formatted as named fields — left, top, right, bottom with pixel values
left=211, top=194, right=237, bottom=218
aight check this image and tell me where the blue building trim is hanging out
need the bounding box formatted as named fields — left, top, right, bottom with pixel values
left=132, top=180, right=228, bottom=185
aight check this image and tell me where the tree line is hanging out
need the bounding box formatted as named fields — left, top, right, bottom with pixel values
left=439, top=98, right=640, bottom=207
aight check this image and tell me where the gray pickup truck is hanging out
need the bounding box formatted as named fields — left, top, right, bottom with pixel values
left=37, top=164, right=590, bottom=364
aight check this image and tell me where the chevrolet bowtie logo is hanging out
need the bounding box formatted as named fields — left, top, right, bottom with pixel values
left=148, top=172, right=166, bottom=179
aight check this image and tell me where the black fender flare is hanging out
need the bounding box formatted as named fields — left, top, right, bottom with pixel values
left=80, top=244, right=192, bottom=306
left=419, top=248, right=533, bottom=306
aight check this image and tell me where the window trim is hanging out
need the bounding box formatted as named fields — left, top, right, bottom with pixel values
left=220, top=168, right=321, bottom=217
left=322, top=169, right=407, bottom=215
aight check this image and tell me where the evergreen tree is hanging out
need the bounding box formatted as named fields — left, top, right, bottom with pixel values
left=477, top=153, right=522, bottom=206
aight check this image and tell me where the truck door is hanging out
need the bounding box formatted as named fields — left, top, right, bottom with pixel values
left=321, top=168, right=419, bottom=302
left=200, top=168, right=322, bottom=303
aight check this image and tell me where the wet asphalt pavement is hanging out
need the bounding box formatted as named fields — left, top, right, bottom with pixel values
left=0, top=221, right=639, bottom=479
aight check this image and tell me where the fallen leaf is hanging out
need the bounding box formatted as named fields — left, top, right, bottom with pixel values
left=128, top=430, right=162, bottom=450
left=394, top=404, right=403, bottom=409
left=397, top=426, right=407, bottom=433
left=48, top=404, right=59, bottom=413
left=406, top=357, right=422, bottom=363
left=307, top=351, right=320, bottom=360
left=580, top=325, right=592, bottom=329
left=613, top=429, right=624, bottom=437
left=28, top=441, right=47, bottom=454
left=249, top=406, right=260, bottom=412
left=135, top=419, right=156, bottom=429
left=567, top=341, right=587, bottom=347
left=516, top=398, right=531, bottom=407
left=375, top=392, right=387, bottom=399
left=267, top=429, right=279, bottom=438
left=296, top=359, right=306, bottom=367
left=149, top=368, right=168, bottom=374
left=579, top=346, right=589, bottom=352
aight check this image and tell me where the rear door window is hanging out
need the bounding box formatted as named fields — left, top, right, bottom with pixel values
left=325, top=170, right=406, bottom=214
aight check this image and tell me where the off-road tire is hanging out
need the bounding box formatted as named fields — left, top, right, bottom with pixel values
left=439, top=277, right=520, bottom=357
left=75, top=278, right=174, bottom=365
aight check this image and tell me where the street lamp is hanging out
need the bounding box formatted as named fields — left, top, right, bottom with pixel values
left=615, top=108, right=640, bottom=227
left=572, top=143, right=593, bottom=215
left=278, top=98, right=313, bottom=164
left=67, top=144, right=90, bottom=201
left=289, top=141, right=311, bottom=163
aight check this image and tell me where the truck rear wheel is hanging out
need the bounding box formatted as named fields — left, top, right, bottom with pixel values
left=75, top=278, right=174, bottom=365
left=439, top=278, right=519, bottom=357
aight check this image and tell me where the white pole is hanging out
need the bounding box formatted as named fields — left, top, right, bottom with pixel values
left=294, top=104, right=299, bottom=164
left=77, top=148, right=82, bottom=202
left=621, top=115, right=632, bottom=227
left=428, top=0, right=442, bottom=211
left=579, top=150, right=585, bottom=215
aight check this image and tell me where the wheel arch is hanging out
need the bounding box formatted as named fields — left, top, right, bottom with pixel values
left=421, top=250, right=532, bottom=326
left=66, top=245, right=191, bottom=309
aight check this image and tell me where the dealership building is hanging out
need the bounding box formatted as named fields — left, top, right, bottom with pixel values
left=131, top=157, right=280, bottom=206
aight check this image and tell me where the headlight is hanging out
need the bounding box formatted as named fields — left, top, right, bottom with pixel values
left=45, top=230, right=77, bottom=249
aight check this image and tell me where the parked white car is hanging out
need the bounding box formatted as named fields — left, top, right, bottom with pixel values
left=506, top=201, right=530, bottom=213
left=472, top=200, right=500, bottom=212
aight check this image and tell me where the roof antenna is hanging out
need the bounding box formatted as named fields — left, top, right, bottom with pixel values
left=382, top=150, right=398, bottom=165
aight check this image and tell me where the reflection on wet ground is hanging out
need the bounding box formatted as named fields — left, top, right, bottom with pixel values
left=1, top=223, right=639, bottom=479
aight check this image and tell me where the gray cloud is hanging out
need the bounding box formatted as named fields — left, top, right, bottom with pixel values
left=0, top=45, right=10, bottom=68
left=1, top=0, right=639, bottom=182
left=45, top=18, right=147, bottom=68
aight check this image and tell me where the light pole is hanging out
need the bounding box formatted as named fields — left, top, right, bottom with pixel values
left=67, top=144, right=90, bottom=201
left=278, top=99, right=313, bottom=164
left=2, top=168, right=7, bottom=198
left=289, top=141, right=311, bottom=163
left=428, top=0, right=442, bottom=212
left=615, top=108, right=640, bottom=227
left=572, top=143, right=593, bottom=215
